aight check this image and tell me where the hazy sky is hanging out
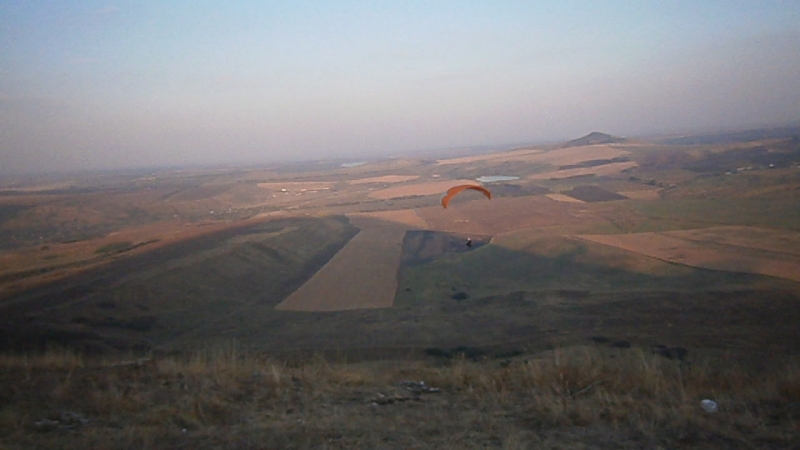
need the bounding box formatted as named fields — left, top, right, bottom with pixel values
left=2, top=1, right=799, bottom=174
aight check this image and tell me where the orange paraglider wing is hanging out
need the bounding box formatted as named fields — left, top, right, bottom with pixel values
left=441, top=184, right=492, bottom=208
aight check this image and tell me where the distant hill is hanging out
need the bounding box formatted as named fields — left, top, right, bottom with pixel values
left=562, top=132, right=626, bottom=148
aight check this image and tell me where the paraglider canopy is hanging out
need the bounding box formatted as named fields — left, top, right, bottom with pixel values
left=441, top=184, right=492, bottom=209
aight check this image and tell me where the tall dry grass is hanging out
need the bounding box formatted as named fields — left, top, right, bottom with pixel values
left=0, top=345, right=797, bottom=449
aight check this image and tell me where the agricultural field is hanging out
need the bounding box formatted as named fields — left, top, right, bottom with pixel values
left=2, top=128, right=800, bottom=448
left=2, top=129, right=800, bottom=354
left=275, top=216, right=409, bottom=311
left=577, top=226, right=800, bottom=282
left=0, top=128, right=798, bottom=357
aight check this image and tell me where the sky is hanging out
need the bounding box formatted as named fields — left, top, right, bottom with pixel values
left=2, top=1, right=799, bottom=174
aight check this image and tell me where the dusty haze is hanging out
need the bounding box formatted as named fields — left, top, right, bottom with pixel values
left=2, top=1, right=799, bottom=174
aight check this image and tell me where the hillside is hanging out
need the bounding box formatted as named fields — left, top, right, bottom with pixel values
left=1, top=126, right=800, bottom=447
left=562, top=131, right=626, bottom=148
left=2, top=345, right=799, bottom=449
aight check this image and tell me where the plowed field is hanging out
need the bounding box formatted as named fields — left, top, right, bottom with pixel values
left=578, top=226, right=800, bottom=282
left=275, top=216, right=409, bottom=311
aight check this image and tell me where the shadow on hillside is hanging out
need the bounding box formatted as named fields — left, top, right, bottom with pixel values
left=2, top=225, right=799, bottom=363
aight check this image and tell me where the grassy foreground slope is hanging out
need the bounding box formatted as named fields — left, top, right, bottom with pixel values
left=1, top=346, right=798, bottom=449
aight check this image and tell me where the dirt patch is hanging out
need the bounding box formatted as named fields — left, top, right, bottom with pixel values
left=368, top=180, right=476, bottom=200
left=577, top=227, right=800, bottom=282
left=275, top=216, right=409, bottom=311
left=347, top=175, right=420, bottom=185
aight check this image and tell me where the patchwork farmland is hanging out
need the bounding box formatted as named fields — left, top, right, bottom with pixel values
left=2, top=129, right=800, bottom=357
left=3, top=129, right=800, bottom=449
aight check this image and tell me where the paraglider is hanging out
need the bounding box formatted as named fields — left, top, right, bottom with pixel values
left=440, top=184, right=492, bottom=209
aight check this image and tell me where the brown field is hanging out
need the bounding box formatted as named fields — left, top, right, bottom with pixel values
left=578, top=226, right=800, bottom=282
left=275, top=216, right=408, bottom=311
left=511, top=145, right=631, bottom=165
left=435, top=144, right=630, bottom=167
left=514, top=145, right=630, bottom=165
left=274, top=193, right=588, bottom=311
left=670, top=226, right=800, bottom=256
left=529, top=161, right=638, bottom=179
left=347, top=175, right=419, bottom=184
left=355, top=208, right=429, bottom=229
left=545, top=193, right=585, bottom=203
left=257, top=181, right=335, bottom=191
left=617, top=189, right=661, bottom=200
left=435, top=148, right=543, bottom=165
left=417, top=196, right=577, bottom=235
left=368, top=179, right=476, bottom=199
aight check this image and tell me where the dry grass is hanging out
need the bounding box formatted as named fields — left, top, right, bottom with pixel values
left=1, top=345, right=798, bottom=449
